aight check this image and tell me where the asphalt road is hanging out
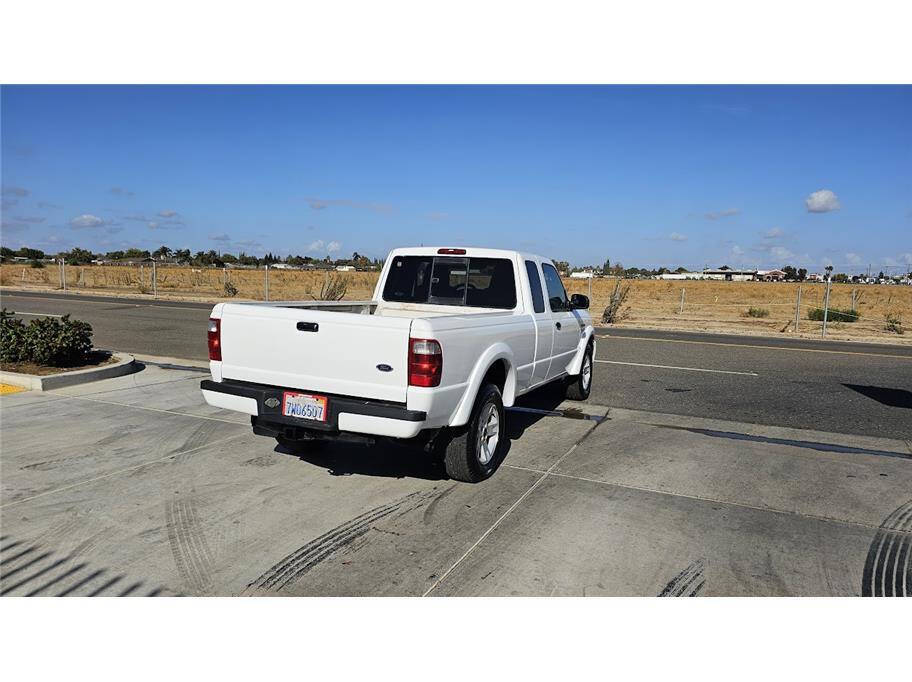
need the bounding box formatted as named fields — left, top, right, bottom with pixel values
left=4, top=288, right=912, bottom=439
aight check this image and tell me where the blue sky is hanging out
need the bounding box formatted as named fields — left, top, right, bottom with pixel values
left=2, top=85, right=910, bottom=271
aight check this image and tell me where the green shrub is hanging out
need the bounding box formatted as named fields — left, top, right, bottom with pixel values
left=0, top=309, right=93, bottom=366
left=745, top=307, right=769, bottom=318
left=807, top=307, right=859, bottom=323
left=30, top=259, right=45, bottom=268
left=0, top=309, right=28, bottom=363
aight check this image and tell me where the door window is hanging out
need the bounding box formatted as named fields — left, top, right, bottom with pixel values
left=541, top=263, right=570, bottom=312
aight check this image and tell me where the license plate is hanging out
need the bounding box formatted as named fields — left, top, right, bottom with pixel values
left=281, top=392, right=328, bottom=422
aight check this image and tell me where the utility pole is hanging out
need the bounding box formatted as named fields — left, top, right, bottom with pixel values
left=822, top=265, right=833, bottom=337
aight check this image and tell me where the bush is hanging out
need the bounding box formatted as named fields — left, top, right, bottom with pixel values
left=314, top=273, right=349, bottom=301
left=807, top=307, right=859, bottom=323
left=885, top=313, right=903, bottom=335
left=224, top=280, right=238, bottom=297
left=745, top=307, right=769, bottom=318
left=601, top=279, right=630, bottom=324
left=0, top=309, right=93, bottom=366
left=0, top=309, right=28, bottom=363
left=30, top=260, right=45, bottom=268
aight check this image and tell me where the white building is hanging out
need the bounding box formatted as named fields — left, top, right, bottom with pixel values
left=569, top=271, right=593, bottom=279
left=335, top=265, right=356, bottom=272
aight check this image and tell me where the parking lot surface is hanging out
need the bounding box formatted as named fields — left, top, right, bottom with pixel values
left=2, top=363, right=910, bottom=596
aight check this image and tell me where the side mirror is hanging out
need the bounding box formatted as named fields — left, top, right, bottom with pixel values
left=570, top=293, right=589, bottom=310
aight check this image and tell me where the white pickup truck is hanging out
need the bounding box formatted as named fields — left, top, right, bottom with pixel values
left=201, top=247, right=595, bottom=482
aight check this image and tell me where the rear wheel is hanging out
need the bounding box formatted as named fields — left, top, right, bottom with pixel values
left=565, top=343, right=593, bottom=400
left=441, top=383, right=505, bottom=483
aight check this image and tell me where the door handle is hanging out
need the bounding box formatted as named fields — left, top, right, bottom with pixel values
left=555, top=322, right=562, bottom=330
left=296, top=321, right=319, bottom=332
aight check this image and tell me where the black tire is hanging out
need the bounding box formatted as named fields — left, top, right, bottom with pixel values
left=565, top=343, right=593, bottom=401
left=441, top=383, right=505, bottom=483
left=275, top=436, right=326, bottom=454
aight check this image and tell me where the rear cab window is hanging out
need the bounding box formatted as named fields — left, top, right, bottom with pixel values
left=525, top=260, right=545, bottom=313
left=383, top=255, right=517, bottom=309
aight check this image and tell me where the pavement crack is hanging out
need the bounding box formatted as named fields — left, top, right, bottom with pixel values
left=422, top=406, right=611, bottom=597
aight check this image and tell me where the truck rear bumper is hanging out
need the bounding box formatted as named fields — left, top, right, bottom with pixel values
left=200, top=379, right=427, bottom=439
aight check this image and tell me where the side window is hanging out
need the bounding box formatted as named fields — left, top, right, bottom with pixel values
left=541, top=263, right=569, bottom=312
left=525, top=260, right=545, bottom=313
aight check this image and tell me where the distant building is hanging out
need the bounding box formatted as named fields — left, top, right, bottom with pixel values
left=569, top=271, right=593, bottom=279
left=806, top=273, right=825, bottom=282
left=335, top=265, right=356, bottom=272
left=701, top=268, right=757, bottom=282
left=756, top=269, right=786, bottom=282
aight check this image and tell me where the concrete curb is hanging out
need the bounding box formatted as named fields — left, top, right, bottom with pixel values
left=0, top=352, right=137, bottom=391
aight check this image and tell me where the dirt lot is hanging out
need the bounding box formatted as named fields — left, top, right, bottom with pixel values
left=3, top=263, right=910, bottom=343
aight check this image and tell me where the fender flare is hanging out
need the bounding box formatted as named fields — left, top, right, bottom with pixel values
left=566, top=325, right=596, bottom=375
left=450, top=343, right=517, bottom=427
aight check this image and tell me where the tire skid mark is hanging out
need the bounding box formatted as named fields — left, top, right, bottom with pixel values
left=248, top=489, right=438, bottom=593
left=658, top=558, right=706, bottom=597
left=862, top=499, right=912, bottom=597
left=165, top=497, right=214, bottom=594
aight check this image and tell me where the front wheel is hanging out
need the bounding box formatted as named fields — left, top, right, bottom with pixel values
left=565, top=343, right=593, bottom=401
left=441, top=383, right=505, bottom=483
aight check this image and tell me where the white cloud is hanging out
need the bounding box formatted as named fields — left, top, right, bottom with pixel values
left=845, top=252, right=862, bottom=266
left=70, top=214, right=105, bottom=229
left=764, top=227, right=784, bottom=239
left=305, top=239, right=325, bottom=252
left=1, top=185, right=30, bottom=197
left=770, top=246, right=795, bottom=262
left=158, top=210, right=178, bottom=218
left=327, top=241, right=341, bottom=253
left=669, top=232, right=687, bottom=241
left=705, top=208, right=740, bottom=220
left=806, top=189, right=840, bottom=213
left=306, top=197, right=393, bottom=214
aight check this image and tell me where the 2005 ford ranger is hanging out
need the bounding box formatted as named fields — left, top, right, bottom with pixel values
left=201, top=247, right=594, bottom=482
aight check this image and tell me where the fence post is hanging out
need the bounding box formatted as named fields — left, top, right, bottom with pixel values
left=679, top=287, right=685, bottom=314
left=588, top=273, right=592, bottom=299
left=822, top=277, right=832, bottom=337
left=62, top=259, right=67, bottom=292
left=59, top=259, right=63, bottom=288
left=851, top=288, right=856, bottom=310
left=794, top=285, right=801, bottom=333
left=264, top=264, right=269, bottom=301
left=152, top=259, right=157, bottom=298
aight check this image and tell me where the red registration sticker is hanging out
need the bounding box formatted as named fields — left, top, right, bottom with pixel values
left=281, top=392, right=328, bottom=422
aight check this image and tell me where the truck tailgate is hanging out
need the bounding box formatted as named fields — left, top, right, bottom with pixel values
left=218, top=304, right=412, bottom=402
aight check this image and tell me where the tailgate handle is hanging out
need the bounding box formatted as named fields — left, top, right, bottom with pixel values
left=296, top=321, right=319, bottom=332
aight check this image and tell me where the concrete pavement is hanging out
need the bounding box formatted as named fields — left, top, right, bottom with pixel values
left=2, top=364, right=909, bottom=596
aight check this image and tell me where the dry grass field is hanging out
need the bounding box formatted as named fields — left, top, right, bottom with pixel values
left=2, top=263, right=910, bottom=342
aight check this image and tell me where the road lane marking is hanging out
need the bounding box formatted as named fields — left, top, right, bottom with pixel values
left=596, top=333, right=912, bottom=360
left=11, top=311, right=64, bottom=317
left=594, top=359, right=757, bottom=376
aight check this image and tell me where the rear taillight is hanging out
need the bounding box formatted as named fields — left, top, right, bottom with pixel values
left=409, top=338, right=442, bottom=387
left=208, top=318, right=222, bottom=361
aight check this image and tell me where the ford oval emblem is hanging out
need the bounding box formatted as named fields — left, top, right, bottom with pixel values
left=264, top=397, right=280, bottom=408
left=376, top=364, right=393, bottom=372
